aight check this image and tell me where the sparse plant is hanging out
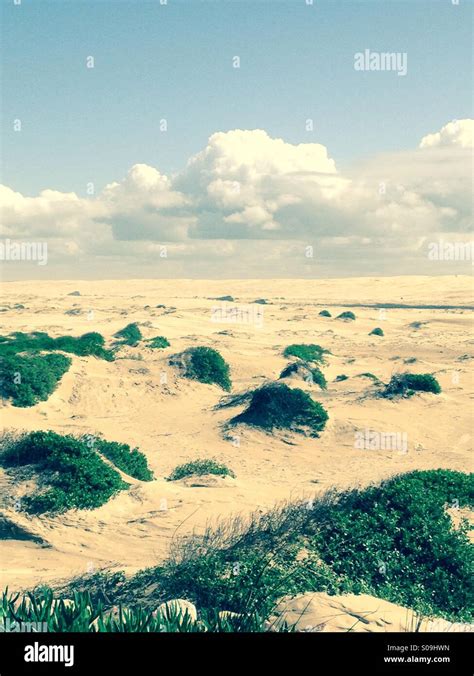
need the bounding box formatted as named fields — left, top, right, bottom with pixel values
left=283, top=344, right=329, bottom=364
left=168, top=459, right=235, bottom=481
left=369, top=327, right=384, bottom=336
left=175, top=347, right=231, bottom=391
left=114, top=323, right=142, bottom=347
left=383, top=373, right=441, bottom=398
left=318, top=310, right=331, bottom=317
left=336, top=311, right=356, bottom=321
left=146, top=336, right=170, bottom=349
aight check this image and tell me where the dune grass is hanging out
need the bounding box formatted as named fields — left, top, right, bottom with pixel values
left=0, top=353, right=72, bottom=407
left=90, top=438, right=154, bottom=481
left=146, top=336, right=170, bottom=349
left=283, top=344, right=329, bottom=364
left=0, top=330, right=114, bottom=361
left=230, top=383, right=328, bottom=436
left=383, top=373, right=441, bottom=398
left=176, top=346, right=231, bottom=391
left=114, top=323, right=142, bottom=347
left=168, top=459, right=235, bottom=481
left=336, top=311, right=356, bottom=321
left=279, top=362, right=327, bottom=390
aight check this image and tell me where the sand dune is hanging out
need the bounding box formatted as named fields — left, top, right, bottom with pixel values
left=0, top=276, right=472, bottom=592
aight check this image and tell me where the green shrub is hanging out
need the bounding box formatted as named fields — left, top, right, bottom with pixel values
left=336, top=311, right=356, bottom=320
left=369, top=327, right=384, bottom=336
left=231, top=383, right=328, bottom=436
left=168, top=459, right=235, bottom=481
left=177, top=347, right=231, bottom=391
left=93, top=438, right=154, bottom=481
left=283, top=344, right=329, bottom=364
left=0, top=331, right=114, bottom=361
left=146, top=336, right=170, bottom=349
left=334, top=374, right=348, bottom=382
left=383, top=373, right=441, bottom=398
left=0, top=431, right=128, bottom=513
left=213, top=296, right=234, bottom=302
left=279, top=363, right=327, bottom=390
left=114, top=323, right=142, bottom=347
left=307, top=470, right=474, bottom=620
left=0, top=353, right=72, bottom=407
left=318, top=310, right=331, bottom=317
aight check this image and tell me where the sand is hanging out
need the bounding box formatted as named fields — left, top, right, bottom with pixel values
left=0, top=276, right=473, bottom=595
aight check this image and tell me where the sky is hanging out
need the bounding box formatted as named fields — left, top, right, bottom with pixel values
left=0, top=0, right=473, bottom=279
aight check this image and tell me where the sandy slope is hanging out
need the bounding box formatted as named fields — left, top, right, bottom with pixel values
left=0, top=276, right=472, bottom=592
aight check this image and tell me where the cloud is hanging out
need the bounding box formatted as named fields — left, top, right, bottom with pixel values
left=419, top=119, right=473, bottom=149
left=0, top=120, right=472, bottom=276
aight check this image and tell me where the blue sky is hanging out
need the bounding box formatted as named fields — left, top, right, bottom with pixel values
left=2, top=0, right=472, bottom=196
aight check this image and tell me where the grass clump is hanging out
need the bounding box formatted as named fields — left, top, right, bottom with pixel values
left=92, top=438, right=154, bottom=481
left=318, top=310, right=331, bottom=317
left=146, top=336, right=170, bottom=349
left=283, top=344, right=329, bottom=364
left=0, top=431, right=128, bottom=513
left=0, top=353, right=72, bottom=407
left=0, top=331, right=114, bottom=361
left=334, top=374, right=349, bottom=382
left=336, top=311, right=356, bottom=321
left=369, top=327, right=384, bottom=336
left=114, top=323, right=142, bottom=347
left=383, top=373, right=441, bottom=398
left=230, top=383, right=328, bottom=436
left=115, top=469, right=473, bottom=623
left=279, top=363, right=327, bottom=390
left=176, top=347, right=231, bottom=391
left=168, top=459, right=235, bottom=481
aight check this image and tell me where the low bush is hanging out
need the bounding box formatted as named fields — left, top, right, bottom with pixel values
left=176, top=347, right=231, bottom=391
left=283, top=344, right=329, bottom=364
left=230, top=383, right=328, bottom=436
left=279, top=363, right=327, bottom=390
left=336, top=311, right=356, bottom=321
left=334, top=374, right=348, bottom=382
left=114, top=323, right=142, bottom=347
left=146, top=336, right=170, bottom=349
left=0, top=353, right=72, bottom=407
left=92, top=438, right=154, bottom=481
left=318, top=310, right=331, bottom=317
left=369, top=327, right=384, bottom=336
left=0, top=331, right=114, bottom=361
left=383, top=373, right=441, bottom=398
left=0, top=431, right=128, bottom=513
left=168, top=459, right=235, bottom=481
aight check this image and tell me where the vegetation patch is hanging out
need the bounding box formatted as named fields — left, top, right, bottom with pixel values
left=336, top=311, right=356, bottom=321
left=369, top=327, right=384, bottom=336
left=383, top=373, right=441, bottom=398
left=318, top=310, right=331, bottom=317
left=168, top=459, right=235, bottom=481
left=0, top=431, right=128, bottom=513
left=0, top=331, right=114, bottom=361
left=334, top=374, right=349, bottom=382
left=114, top=323, right=142, bottom=347
left=0, top=353, right=72, bottom=407
left=109, top=469, right=473, bottom=623
left=174, top=347, right=231, bottom=391
left=146, top=336, right=170, bottom=349
left=283, top=344, right=329, bottom=364
left=230, top=383, right=328, bottom=436
left=279, top=362, right=327, bottom=390
left=90, top=437, right=154, bottom=481
left=212, top=296, right=234, bottom=302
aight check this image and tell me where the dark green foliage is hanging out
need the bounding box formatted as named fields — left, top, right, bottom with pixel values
left=213, top=296, right=234, bottom=302
left=307, top=470, right=474, bottom=620
left=252, top=299, right=268, bottom=304
left=283, top=344, right=329, bottom=364
left=318, top=310, right=331, bottom=317
left=117, top=470, right=473, bottom=622
left=146, top=336, right=170, bottom=349
left=93, top=438, right=154, bottom=481
left=279, top=363, right=327, bottom=390
left=178, top=347, right=231, bottom=391
left=334, top=374, right=349, bottom=382
left=383, top=373, right=441, bottom=398
left=168, top=459, right=235, bottom=481
left=0, top=331, right=114, bottom=361
left=357, top=372, right=379, bottom=382
left=114, top=323, right=142, bottom=347
left=336, top=311, right=356, bottom=320
left=369, top=327, right=384, bottom=336
left=231, top=383, right=328, bottom=436
left=0, top=353, right=71, bottom=407
left=0, top=431, right=128, bottom=513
